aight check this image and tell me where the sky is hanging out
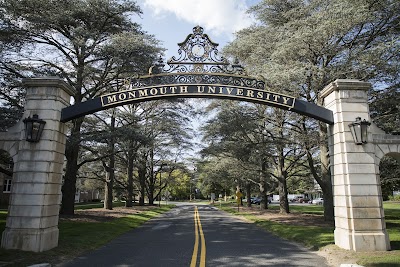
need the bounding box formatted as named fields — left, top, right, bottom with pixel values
left=134, top=0, right=260, bottom=60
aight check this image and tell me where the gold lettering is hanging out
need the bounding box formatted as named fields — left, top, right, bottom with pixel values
left=197, top=86, right=205, bottom=93
left=128, top=91, right=136, bottom=98
left=139, top=89, right=148, bottom=97
left=237, top=89, right=244, bottom=96
left=150, top=88, right=158, bottom=95
left=272, top=95, right=280, bottom=102
left=282, top=97, right=291, bottom=105
left=118, top=93, right=127, bottom=101
left=160, top=87, right=167, bottom=94
left=180, top=86, right=188, bottom=93
left=246, top=90, right=254, bottom=98
left=257, top=92, right=264, bottom=98
left=226, top=87, right=234, bottom=94
left=170, top=86, right=177, bottom=93
left=107, top=95, right=117, bottom=103
left=208, top=86, right=216, bottom=93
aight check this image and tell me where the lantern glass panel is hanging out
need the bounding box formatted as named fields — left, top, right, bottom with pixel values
left=361, top=123, right=368, bottom=143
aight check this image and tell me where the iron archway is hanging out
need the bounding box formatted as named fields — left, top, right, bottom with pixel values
left=61, top=26, right=333, bottom=124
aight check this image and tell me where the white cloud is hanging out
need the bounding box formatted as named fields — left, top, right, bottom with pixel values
left=143, top=0, right=255, bottom=37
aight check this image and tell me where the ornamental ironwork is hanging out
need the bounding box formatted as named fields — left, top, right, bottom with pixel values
left=60, top=26, right=334, bottom=125
left=162, top=25, right=244, bottom=74
left=127, top=25, right=265, bottom=90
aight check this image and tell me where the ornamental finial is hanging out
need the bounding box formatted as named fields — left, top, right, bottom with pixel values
left=193, top=25, right=204, bottom=35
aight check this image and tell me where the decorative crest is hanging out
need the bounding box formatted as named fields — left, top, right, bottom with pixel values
left=128, top=26, right=264, bottom=90
left=150, top=25, right=246, bottom=74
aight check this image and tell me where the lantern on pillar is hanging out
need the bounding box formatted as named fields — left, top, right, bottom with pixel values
left=23, top=114, right=46, bottom=142
left=348, top=117, right=371, bottom=145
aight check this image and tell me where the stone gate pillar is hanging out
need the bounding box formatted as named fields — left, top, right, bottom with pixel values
left=320, top=79, right=390, bottom=251
left=1, top=78, right=75, bottom=252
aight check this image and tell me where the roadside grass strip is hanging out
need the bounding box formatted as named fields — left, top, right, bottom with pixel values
left=0, top=205, right=173, bottom=266
left=74, top=201, right=126, bottom=210
left=218, top=202, right=400, bottom=267
left=218, top=205, right=333, bottom=250
left=254, top=219, right=334, bottom=249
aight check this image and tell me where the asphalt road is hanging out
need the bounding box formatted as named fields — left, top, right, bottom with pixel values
left=60, top=203, right=328, bottom=267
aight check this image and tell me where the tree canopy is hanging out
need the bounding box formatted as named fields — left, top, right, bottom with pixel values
left=223, top=0, right=400, bottom=220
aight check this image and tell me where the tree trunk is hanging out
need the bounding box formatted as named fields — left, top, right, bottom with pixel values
left=126, top=141, right=134, bottom=207
left=259, top=159, right=268, bottom=209
left=302, top=118, right=334, bottom=222
left=277, top=143, right=290, bottom=214
left=246, top=182, right=251, bottom=207
left=319, top=122, right=334, bottom=222
left=60, top=117, right=84, bottom=215
left=104, top=170, right=113, bottom=210
left=138, top=161, right=146, bottom=206
left=147, top=148, right=155, bottom=205
left=148, top=188, right=154, bottom=205
left=61, top=58, right=86, bottom=215
left=278, top=177, right=290, bottom=213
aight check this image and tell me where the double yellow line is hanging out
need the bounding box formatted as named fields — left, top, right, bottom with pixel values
left=190, top=206, right=206, bottom=267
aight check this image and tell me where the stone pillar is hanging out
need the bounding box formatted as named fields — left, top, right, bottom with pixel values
left=1, top=78, right=75, bottom=252
left=320, top=79, right=390, bottom=251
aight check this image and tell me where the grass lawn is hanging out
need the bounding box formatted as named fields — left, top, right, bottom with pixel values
left=0, top=204, right=173, bottom=266
left=219, top=203, right=333, bottom=249
left=219, top=201, right=400, bottom=267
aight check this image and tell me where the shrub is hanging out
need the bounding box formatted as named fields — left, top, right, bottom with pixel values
left=388, top=195, right=400, bottom=201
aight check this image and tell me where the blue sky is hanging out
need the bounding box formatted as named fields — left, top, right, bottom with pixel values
left=134, top=0, right=261, bottom=60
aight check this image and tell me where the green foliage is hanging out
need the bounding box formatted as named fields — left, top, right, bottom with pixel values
left=0, top=0, right=166, bottom=212
left=0, top=0, right=162, bottom=97
left=380, top=156, right=400, bottom=200
left=166, top=169, right=191, bottom=200
left=370, top=86, right=400, bottom=134
left=389, top=195, right=400, bottom=201
left=224, top=0, right=400, bottom=221
left=197, top=157, right=246, bottom=198
left=0, top=107, right=22, bottom=131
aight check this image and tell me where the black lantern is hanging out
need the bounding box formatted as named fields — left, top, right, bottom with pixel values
left=348, top=117, right=371, bottom=145
left=23, top=114, right=46, bottom=142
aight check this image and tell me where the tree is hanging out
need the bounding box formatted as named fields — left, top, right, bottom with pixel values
left=201, top=101, right=278, bottom=209
left=0, top=0, right=162, bottom=214
left=140, top=100, right=192, bottom=205
left=369, top=85, right=400, bottom=198
left=224, top=0, right=400, bottom=221
left=370, top=86, right=400, bottom=134
left=166, top=168, right=191, bottom=200
left=379, top=156, right=400, bottom=200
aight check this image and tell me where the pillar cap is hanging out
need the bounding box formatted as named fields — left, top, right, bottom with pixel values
left=23, top=77, right=76, bottom=97
left=319, top=79, right=371, bottom=99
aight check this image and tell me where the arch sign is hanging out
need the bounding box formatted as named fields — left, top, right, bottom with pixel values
left=61, top=26, right=333, bottom=124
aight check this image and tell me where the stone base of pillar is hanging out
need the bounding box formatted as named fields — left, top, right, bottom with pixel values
left=334, top=228, right=390, bottom=251
left=1, top=227, right=59, bottom=252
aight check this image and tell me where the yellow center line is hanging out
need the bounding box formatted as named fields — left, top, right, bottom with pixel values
left=190, top=207, right=199, bottom=267
left=190, top=206, right=206, bottom=267
left=198, top=207, right=206, bottom=267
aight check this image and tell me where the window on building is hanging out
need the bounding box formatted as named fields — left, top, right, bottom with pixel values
left=3, top=179, right=11, bottom=193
